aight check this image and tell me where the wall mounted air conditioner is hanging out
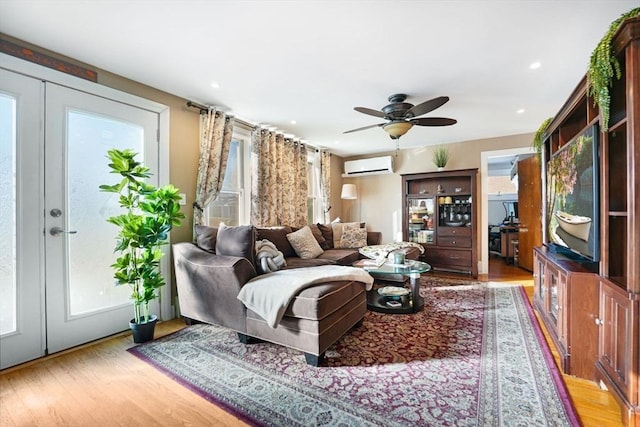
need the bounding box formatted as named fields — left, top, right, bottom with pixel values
left=342, top=156, right=394, bottom=177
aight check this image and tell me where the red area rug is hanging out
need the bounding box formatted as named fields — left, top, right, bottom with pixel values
left=129, top=281, right=579, bottom=426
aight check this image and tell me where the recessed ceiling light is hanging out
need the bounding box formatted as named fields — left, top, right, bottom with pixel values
left=290, top=120, right=297, bottom=125
left=529, top=62, right=541, bottom=70
left=516, top=109, right=525, bottom=114
left=210, top=82, right=220, bottom=89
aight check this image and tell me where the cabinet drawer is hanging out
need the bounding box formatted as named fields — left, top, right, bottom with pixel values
left=438, top=226, right=471, bottom=237
left=428, top=249, right=472, bottom=268
left=438, top=237, right=472, bottom=248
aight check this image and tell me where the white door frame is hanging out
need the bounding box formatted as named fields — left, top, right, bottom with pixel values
left=480, top=146, right=535, bottom=276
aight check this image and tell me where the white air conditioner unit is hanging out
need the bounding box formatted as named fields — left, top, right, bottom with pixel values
left=342, top=156, right=394, bottom=177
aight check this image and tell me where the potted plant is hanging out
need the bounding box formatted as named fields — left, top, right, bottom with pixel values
left=432, top=146, right=450, bottom=171
left=587, top=8, right=639, bottom=131
left=99, top=148, right=185, bottom=343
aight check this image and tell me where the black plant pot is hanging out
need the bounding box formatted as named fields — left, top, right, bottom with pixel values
left=129, top=314, right=158, bottom=343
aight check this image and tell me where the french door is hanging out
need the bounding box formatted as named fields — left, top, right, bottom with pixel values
left=1, top=68, right=162, bottom=368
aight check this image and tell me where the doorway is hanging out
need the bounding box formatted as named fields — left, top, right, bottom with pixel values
left=480, top=147, right=535, bottom=277
left=0, top=64, right=169, bottom=369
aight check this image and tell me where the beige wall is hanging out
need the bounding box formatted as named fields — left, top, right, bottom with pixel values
left=4, top=34, right=535, bottom=276
left=1, top=34, right=203, bottom=245
left=341, top=133, right=535, bottom=269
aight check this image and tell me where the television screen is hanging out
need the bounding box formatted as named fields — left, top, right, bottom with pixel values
left=546, top=125, right=599, bottom=261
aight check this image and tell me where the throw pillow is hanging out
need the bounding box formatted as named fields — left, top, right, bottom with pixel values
left=340, top=226, right=368, bottom=248
left=255, top=239, right=287, bottom=274
left=215, top=224, right=256, bottom=266
left=317, top=223, right=334, bottom=249
left=308, top=223, right=329, bottom=249
left=332, top=221, right=361, bottom=248
left=195, top=225, right=218, bottom=253
left=286, top=225, right=324, bottom=259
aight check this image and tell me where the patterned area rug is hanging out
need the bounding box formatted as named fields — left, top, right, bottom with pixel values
left=129, top=279, right=579, bottom=426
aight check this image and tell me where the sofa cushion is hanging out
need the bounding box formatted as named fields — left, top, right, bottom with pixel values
left=332, top=222, right=361, bottom=248
left=340, top=226, right=368, bottom=248
left=283, top=257, right=336, bottom=269
left=215, top=224, right=256, bottom=266
left=285, top=280, right=365, bottom=321
left=195, top=225, right=218, bottom=253
left=256, top=226, right=296, bottom=258
left=286, top=226, right=324, bottom=259
left=317, top=248, right=360, bottom=266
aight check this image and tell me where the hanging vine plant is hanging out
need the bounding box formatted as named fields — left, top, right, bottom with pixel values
left=587, top=7, right=640, bottom=131
left=532, top=117, right=553, bottom=154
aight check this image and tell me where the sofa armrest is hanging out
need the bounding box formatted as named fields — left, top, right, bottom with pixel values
left=367, top=231, right=382, bottom=246
left=172, top=242, right=257, bottom=332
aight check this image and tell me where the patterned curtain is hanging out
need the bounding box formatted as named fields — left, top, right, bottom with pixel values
left=251, top=128, right=308, bottom=227
left=192, top=108, right=234, bottom=230
left=319, top=150, right=331, bottom=223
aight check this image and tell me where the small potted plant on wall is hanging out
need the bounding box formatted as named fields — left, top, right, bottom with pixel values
left=99, top=148, right=185, bottom=343
left=432, top=146, right=450, bottom=171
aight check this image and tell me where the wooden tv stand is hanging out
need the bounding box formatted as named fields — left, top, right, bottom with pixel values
left=533, top=246, right=599, bottom=380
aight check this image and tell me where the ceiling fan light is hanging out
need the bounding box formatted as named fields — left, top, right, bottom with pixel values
left=383, top=121, right=413, bottom=138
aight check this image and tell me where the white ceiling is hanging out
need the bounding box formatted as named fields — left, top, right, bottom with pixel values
left=1, top=1, right=636, bottom=157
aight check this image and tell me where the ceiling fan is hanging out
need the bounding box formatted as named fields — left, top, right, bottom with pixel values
left=344, top=94, right=457, bottom=139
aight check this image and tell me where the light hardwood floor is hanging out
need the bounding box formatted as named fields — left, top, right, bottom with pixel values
left=0, top=259, right=624, bottom=426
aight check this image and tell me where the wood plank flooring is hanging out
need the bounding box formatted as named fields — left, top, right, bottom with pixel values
left=0, top=258, right=624, bottom=426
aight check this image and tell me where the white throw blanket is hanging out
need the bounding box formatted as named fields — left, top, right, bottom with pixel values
left=237, top=265, right=374, bottom=328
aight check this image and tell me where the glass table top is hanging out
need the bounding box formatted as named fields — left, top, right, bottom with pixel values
left=353, top=259, right=431, bottom=276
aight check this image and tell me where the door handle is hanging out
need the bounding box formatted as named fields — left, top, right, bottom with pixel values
left=49, top=227, right=78, bottom=236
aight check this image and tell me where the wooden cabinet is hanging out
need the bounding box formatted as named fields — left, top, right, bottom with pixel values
left=517, top=155, right=542, bottom=271
left=401, top=169, right=477, bottom=278
left=597, top=278, right=639, bottom=424
left=533, top=247, right=599, bottom=380
left=541, top=16, right=640, bottom=426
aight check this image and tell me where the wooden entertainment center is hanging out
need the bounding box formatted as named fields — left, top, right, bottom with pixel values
left=534, top=16, right=639, bottom=426
left=401, top=169, right=478, bottom=278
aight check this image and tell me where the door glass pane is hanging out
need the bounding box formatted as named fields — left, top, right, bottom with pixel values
left=0, top=94, right=16, bottom=334
left=67, top=110, right=143, bottom=316
left=409, top=198, right=435, bottom=244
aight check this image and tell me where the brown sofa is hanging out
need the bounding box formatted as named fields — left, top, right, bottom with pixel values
left=172, top=223, right=380, bottom=366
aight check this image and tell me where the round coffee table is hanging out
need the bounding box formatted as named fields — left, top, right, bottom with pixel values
left=354, top=259, right=431, bottom=314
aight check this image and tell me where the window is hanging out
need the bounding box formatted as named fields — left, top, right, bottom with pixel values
left=205, top=132, right=320, bottom=226
left=307, top=149, right=323, bottom=223
left=205, top=132, right=250, bottom=226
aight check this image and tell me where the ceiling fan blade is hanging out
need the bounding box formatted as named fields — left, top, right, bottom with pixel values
left=354, top=107, right=386, bottom=118
left=405, top=96, right=449, bottom=118
left=343, top=123, right=384, bottom=134
left=411, top=117, right=457, bottom=126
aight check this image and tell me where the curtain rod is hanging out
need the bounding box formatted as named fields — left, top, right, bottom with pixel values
left=185, top=100, right=322, bottom=152
left=186, top=100, right=254, bottom=129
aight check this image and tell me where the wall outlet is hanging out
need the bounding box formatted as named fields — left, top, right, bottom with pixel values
left=179, top=193, right=186, bottom=206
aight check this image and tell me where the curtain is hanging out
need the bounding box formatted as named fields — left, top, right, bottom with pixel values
left=320, top=150, right=331, bottom=223
left=192, top=108, right=234, bottom=230
left=251, top=128, right=308, bottom=227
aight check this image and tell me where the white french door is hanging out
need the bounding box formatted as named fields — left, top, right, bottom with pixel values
left=0, top=66, right=164, bottom=368
left=44, top=83, right=160, bottom=353
left=0, top=69, right=45, bottom=369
